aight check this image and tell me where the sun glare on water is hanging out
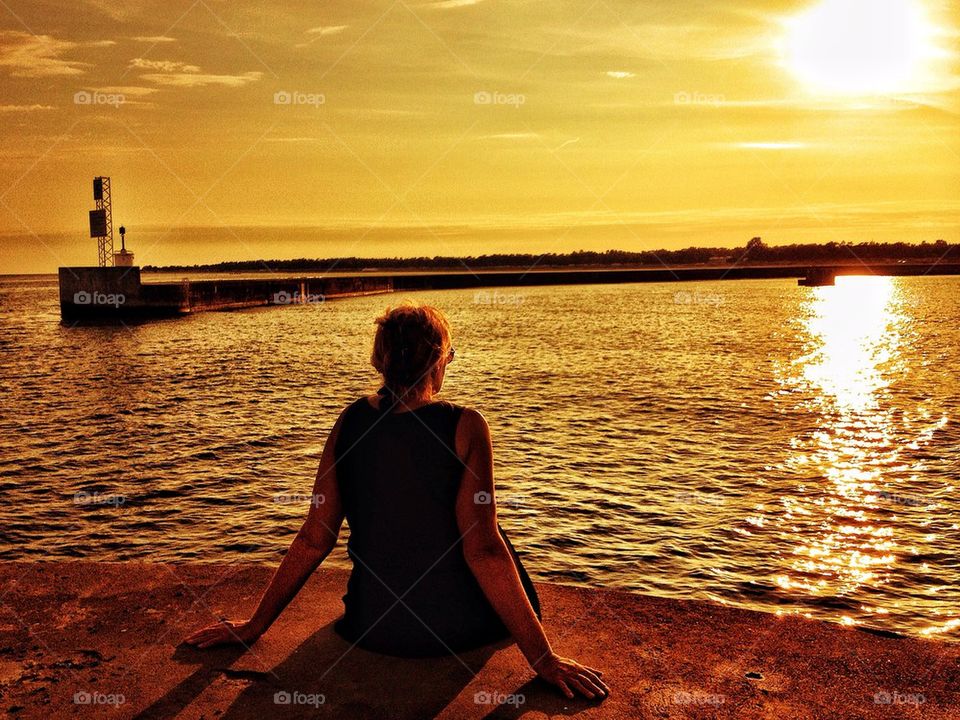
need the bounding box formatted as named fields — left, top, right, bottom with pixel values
left=784, top=0, right=937, bottom=95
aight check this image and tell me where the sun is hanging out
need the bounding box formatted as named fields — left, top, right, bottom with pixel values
left=784, top=0, right=935, bottom=95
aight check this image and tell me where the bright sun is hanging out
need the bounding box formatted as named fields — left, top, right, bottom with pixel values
left=785, top=0, right=935, bottom=95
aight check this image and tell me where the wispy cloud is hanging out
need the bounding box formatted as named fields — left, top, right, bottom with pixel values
left=0, top=104, right=55, bottom=112
left=130, top=58, right=200, bottom=73
left=130, top=35, right=176, bottom=43
left=94, top=85, right=158, bottom=97
left=606, top=71, right=635, bottom=79
left=305, top=25, right=348, bottom=36
left=263, top=136, right=322, bottom=143
left=429, top=0, right=484, bottom=9
left=0, top=31, right=112, bottom=77
left=295, top=24, right=350, bottom=48
left=129, top=57, right=262, bottom=88
left=140, top=70, right=263, bottom=88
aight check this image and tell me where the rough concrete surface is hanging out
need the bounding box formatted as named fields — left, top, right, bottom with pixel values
left=0, top=563, right=956, bottom=719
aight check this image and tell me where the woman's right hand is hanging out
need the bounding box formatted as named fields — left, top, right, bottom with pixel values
left=184, top=618, right=261, bottom=649
left=533, top=653, right=609, bottom=700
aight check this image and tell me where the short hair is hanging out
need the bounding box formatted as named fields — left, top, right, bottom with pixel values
left=371, top=303, right=452, bottom=395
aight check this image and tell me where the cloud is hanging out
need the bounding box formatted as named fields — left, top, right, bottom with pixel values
left=129, top=57, right=261, bottom=88
left=296, top=25, right=349, bottom=48
left=130, top=58, right=200, bottom=73
left=263, top=136, right=323, bottom=143
left=139, top=71, right=263, bottom=88
left=606, top=71, right=635, bottom=79
left=305, top=26, right=348, bottom=36
left=130, top=35, right=177, bottom=43
left=0, top=104, right=55, bottom=112
left=0, top=31, right=93, bottom=77
left=429, top=0, right=484, bottom=8
left=94, top=85, right=158, bottom=97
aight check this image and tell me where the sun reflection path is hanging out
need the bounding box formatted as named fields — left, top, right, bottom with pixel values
left=777, top=277, right=908, bottom=617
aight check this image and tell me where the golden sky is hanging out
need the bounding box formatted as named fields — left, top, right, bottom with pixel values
left=0, top=0, right=958, bottom=272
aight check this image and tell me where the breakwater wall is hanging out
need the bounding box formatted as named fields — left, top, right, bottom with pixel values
left=58, top=262, right=960, bottom=322
left=58, top=266, right=393, bottom=321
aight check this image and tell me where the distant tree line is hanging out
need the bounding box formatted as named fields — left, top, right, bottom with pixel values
left=143, top=238, right=957, bottom=273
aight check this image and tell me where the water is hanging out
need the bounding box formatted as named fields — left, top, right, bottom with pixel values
left=0, top=274, right=957, bottom=639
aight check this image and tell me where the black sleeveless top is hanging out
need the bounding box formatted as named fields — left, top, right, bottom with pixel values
left=332, top=397, right=541, bottom=657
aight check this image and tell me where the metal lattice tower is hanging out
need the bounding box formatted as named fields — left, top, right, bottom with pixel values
left=92, top=176, right=114, bottom=267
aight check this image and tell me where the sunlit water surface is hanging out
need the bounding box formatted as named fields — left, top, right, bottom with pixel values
left=0, top=275, right=957, bottom=639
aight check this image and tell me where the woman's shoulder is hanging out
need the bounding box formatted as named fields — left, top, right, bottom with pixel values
left=447, top=403, right=489, bottom=435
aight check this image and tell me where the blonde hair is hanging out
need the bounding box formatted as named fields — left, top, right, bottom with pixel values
left=371, top=303, right=452, bottom=399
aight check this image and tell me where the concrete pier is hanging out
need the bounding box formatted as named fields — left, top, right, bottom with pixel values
left=58, top=267, right=393, bottom=322
left=58, top=262, right=960, bottom=322
left=0, top=562, right=955, bottom=719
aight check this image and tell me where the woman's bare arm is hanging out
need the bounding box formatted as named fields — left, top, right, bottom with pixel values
left=185, top=411, right=347, bottom=649
left=454, top=409, right=608, bottom=700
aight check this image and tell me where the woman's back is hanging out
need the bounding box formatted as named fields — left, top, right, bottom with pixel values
left=333, top=396, right=539, bottom=657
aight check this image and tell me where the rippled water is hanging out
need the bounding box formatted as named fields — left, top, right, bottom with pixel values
left=1, top=274, right=957, bottom=639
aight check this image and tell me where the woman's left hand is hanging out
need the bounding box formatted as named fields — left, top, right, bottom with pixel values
left=184, top=619, right=261, bottom=649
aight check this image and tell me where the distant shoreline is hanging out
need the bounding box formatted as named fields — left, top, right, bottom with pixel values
left=138, top=257, right=954, bottom=277
left=138, top=240, right=957, bottom=275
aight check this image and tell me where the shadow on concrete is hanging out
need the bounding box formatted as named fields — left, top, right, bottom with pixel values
left=137, top=621, right=543, bottom=720
left=131, top=642, right=248, bottom=719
